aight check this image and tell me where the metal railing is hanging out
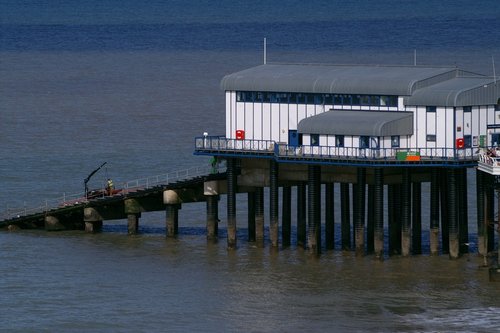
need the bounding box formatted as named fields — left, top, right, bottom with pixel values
left=195, top=136, right=478, bottom=161
left=277, top=144, right=477, bottom=161
left=195, top=136, right=275, bottom=154
left=1, top=165, right=222, bottom=222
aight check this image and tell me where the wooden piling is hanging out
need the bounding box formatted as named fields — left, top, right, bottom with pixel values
left=325, top=183, right=334, bottom=250
left=282, top=186, right=291, bottom=248
left=340, top=183, right=351, bottom=250
left=269, top=160, right=279, bottom=248
left=297, top=183, right=307, bottom=249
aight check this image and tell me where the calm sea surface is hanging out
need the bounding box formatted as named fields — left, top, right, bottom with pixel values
left=1, top=1, right=500, bottom=332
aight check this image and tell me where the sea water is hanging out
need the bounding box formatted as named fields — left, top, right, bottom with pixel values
left=1, top=1, right=500, bottom=331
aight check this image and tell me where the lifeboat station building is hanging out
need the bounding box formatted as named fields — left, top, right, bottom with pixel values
left=195, top=63, right=500, bottom=259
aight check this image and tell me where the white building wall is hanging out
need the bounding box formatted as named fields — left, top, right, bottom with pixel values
left=226, top=92, right=233, bottom=138
left=270, top=103, right=280, bottom=141
left=262, top=103, right=271, bottom=140
left=279, top=104, right=289, bottom=143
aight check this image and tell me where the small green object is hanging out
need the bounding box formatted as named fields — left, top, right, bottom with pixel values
left=396, top=152, right=407, bottom=160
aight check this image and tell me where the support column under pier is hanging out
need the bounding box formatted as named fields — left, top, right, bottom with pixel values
left=440, top=169, right=449, bottom=254
left=325, top=183, right=335, bottom=250
left=297, top=183, right=307, bottom=249
left=165, top=204, right=179, bottom=238
left=401, top=169, right=411, bottom=257
left=255, top=187, right=265, bottom=247
left=388, top=184, right=402, bottom=255
left=226, top=158, right=237, bottom=249
left=269, top=160, right=279, bottom=248
left=340, top=183, right=351, bottom=250
left=430, top=169, right=440, bottom=256
left=127, top=214, right=140, bottom=235
left=476, top=169, right=487, bottom=256
left=248, top=192, right=256, bottom=243
left=282, top=186, right=292, bottom=248
left=206, top=195, right=219, bottom=241
left=486, top=174, right=495, bottom=253
left=447, top=169, right=459, bottom=259
left=374, top=168, right=384, bottom=259
left=83, top=207, right=103, bottom=233
left=412, top=182, right=422, bottom=255
left=354, top=168, right=366, bottom=256
left=307, top=165, right=321, bottom=255
left=367, top=185, right=375, bottom=254
left=458, top=168, right=469, bottom=254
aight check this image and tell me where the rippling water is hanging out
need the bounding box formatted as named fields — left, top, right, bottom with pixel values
left=1, top=1, right=500, bottom=331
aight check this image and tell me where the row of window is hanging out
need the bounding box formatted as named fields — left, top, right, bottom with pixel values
left=308, top=134, right=401, bottom=148
left=236, top=91, right=398, bottom=107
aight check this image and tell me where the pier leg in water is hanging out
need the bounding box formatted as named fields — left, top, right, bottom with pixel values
left=127, top=214, right=140, bottom=234
left=165, top=204, right=178, bottom=238
left=248, top=192, right=256, bottom=243
left=269, top=160, right=279, bottom=248
left=367, top=185, right=375, bottom=254
left=206, top=195, right=219, bottom=241
left=401, top=168, right=411, bottom=257
left=83, top=207, right=103, bottom=233
left=354, top=167, right=366, bottom=256
left=447, top=168, right=459, bottom=259
left=297, top=183, right=306, bottom=249
left=412, top=181, right=422, bottom=255
left=307, top=165, right=321, bottom=255
left=476, top=169, right=486, bottom=256
left=124, top=198, right=142, bottom=234
left=486, top=173, right=495, bottom=253
left=44, top=215, right=65, bottom=231
left=282, top=186, right=291, bottom=248
left=430, top=169, right=440, bottom=256
left=255, top=187, right=265, bottom=247
left=340, top=182, right=351, bottom=250
left=458, top=168, right=469, bottom=254
left=226, top=158, right=238, bottom=249
left=440, top=169, right=449, bottom=254
left=325, top=182, right=334, bottom=250
left=374, top=168, right=384, bottom=259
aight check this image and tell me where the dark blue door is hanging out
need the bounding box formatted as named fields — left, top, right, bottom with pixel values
left=289, top=130, right=299, bottom=147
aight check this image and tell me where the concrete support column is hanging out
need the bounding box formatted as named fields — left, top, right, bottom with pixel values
left=325, top=183, right=335, bottom=250
left=307, top=165, right=321, bottom=255
left=165, top=204, right=179, bottom=238
left=447, top=168, right=459, bottom=259
left=374, top=168, right=384, bottom=259
left=269, top=160, right=279, bottom=248
left=486, top=173, right=495, bottom=253
left=476, top=169, right=487, bottom=256
left=388, top=184, right=399, bottom=255
left=282, top=186, right=292, bottom=248
left=458, top=168, right=469, bottom=254
left=45, top=215, right=65, bottom=231
left=206, top=195, right=219, bottom=241
left=340, top=183, right=351, bottom=250
left=430, top=169, right=440, bottom=256
left=127, top=214, right=140, bottom=234
left=440, top=169, right=449, bottom=254
left=412, top=182, right=422, bottom=255
left=124, top=199, right=142, bottom=235
left=248, top=192, right=256, bottom=243
left=226, top=158, right=237, bottom=249
left=401, top=168, right=411, bottom=257
left=255, top=187, right=265, bottom=247
left=297, top=183, right=307, bottom=249
left=367, top=185, right=375, bottom=254
left=354, top=167, right=366, bottom=256
left=83, top=207, right=103, bottom=233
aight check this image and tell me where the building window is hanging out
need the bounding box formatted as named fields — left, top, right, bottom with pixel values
left=464, top=135, right=472, bottom=148
left=391, top=136, right=400, bottom=147
left=463, top=106, right=472, bottom=113
left=426, top=106, right=437, bottom=113
left=311, top=134, right=320, bottom=146
left=360, top=95, right=370, bottom=105
left=359, top=136, right=369, bottom=148
left=495, top=98, right=500, bottom=111
left=426, top=134, right=436, bottom=142
left=336, top=135, right=344, bottom=147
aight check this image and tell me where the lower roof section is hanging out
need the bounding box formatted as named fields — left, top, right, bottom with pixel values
left=298, top=110, right=413, bottom=136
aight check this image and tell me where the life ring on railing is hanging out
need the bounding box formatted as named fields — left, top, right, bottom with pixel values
left=456, top=138, right=464, bottom=149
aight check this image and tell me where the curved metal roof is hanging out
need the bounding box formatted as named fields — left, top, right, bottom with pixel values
left=298, top=110, right=414, bottom=136
left=221, top=63, right=458, bottom=96
left=404, top=77, right=500, bottom=106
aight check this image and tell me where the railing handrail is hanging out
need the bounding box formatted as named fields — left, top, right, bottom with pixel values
left=1, top=164, right=224, bottom=222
